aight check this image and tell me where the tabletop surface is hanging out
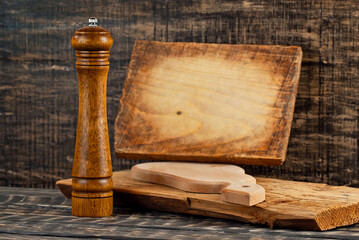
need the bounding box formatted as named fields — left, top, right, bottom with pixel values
left=1, top=186, right=359, bottom=240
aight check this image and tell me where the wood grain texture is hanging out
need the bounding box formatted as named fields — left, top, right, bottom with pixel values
left=131, top=162, right=265, bottom=206
left=115, top=41, right=302, bottom=166
left=3, top=187, right=359, bottom=239
left=71, top=25, right=113, bottom=217
left=57, top=170, right=359, bottom=231
left=1, top=0, right=359, bottom=188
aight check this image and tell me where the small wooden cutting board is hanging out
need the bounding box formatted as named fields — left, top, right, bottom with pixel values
left=131, top=162, right=265, bottom=206
left=115, top=41, right=302, bottom=166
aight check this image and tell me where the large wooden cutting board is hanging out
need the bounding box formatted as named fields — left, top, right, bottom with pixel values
left=115, top=41, right=302, bottom=165
left=57, top=170, right=359, bottom=231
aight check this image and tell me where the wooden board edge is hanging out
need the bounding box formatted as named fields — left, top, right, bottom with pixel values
left=186, top=195, right=321, bottom=231
left=113, top=191, right=318, bottom=230
left=277, top=46, right=303, bottom=162
left=114, top=151, right=284, bottom=166
left=56, top=179, right=72, bottom=199
left=315, top=202, right=359, bottom=231
left=133, top=40, right=303, bottom=53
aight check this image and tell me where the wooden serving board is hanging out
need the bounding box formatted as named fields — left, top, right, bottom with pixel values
left=115, top=41, right=302, bottom=165
left=57, top=170, right=359, bottom=231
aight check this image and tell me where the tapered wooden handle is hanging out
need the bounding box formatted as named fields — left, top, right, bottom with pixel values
left=71, top=19, right=113, bottom=217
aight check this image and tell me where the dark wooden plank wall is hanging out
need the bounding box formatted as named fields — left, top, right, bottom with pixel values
left=0, top=0, right=358, bottom=188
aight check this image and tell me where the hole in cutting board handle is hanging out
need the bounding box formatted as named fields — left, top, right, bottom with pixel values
left=176, top=111, right=182, bottom=115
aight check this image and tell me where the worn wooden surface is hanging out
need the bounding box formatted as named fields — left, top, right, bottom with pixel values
left=2, top=187, right=359, bottom=239
left=1, top=0, right=359, bottom=188
left=115, top=41, right=302, bottom=166
left=131, top=162, right=265, bottom=206
left=57, top=170, right=359, bottom=231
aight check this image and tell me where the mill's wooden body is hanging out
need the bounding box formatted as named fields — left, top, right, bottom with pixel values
left=71, top=22, right=113, bottom=217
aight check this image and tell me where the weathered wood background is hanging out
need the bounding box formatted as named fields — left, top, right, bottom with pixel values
left=0, top=0, right=358, bottom=188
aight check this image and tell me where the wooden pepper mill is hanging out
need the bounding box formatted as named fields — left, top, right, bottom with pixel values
left=71, top=18, right=113, bottom=217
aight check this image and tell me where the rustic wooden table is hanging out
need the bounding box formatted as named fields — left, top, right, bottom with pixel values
left=1, top=187, right=359, bottom=239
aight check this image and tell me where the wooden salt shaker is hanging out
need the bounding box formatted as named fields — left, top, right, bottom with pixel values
left=71, top=18, right=113, bottom=217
